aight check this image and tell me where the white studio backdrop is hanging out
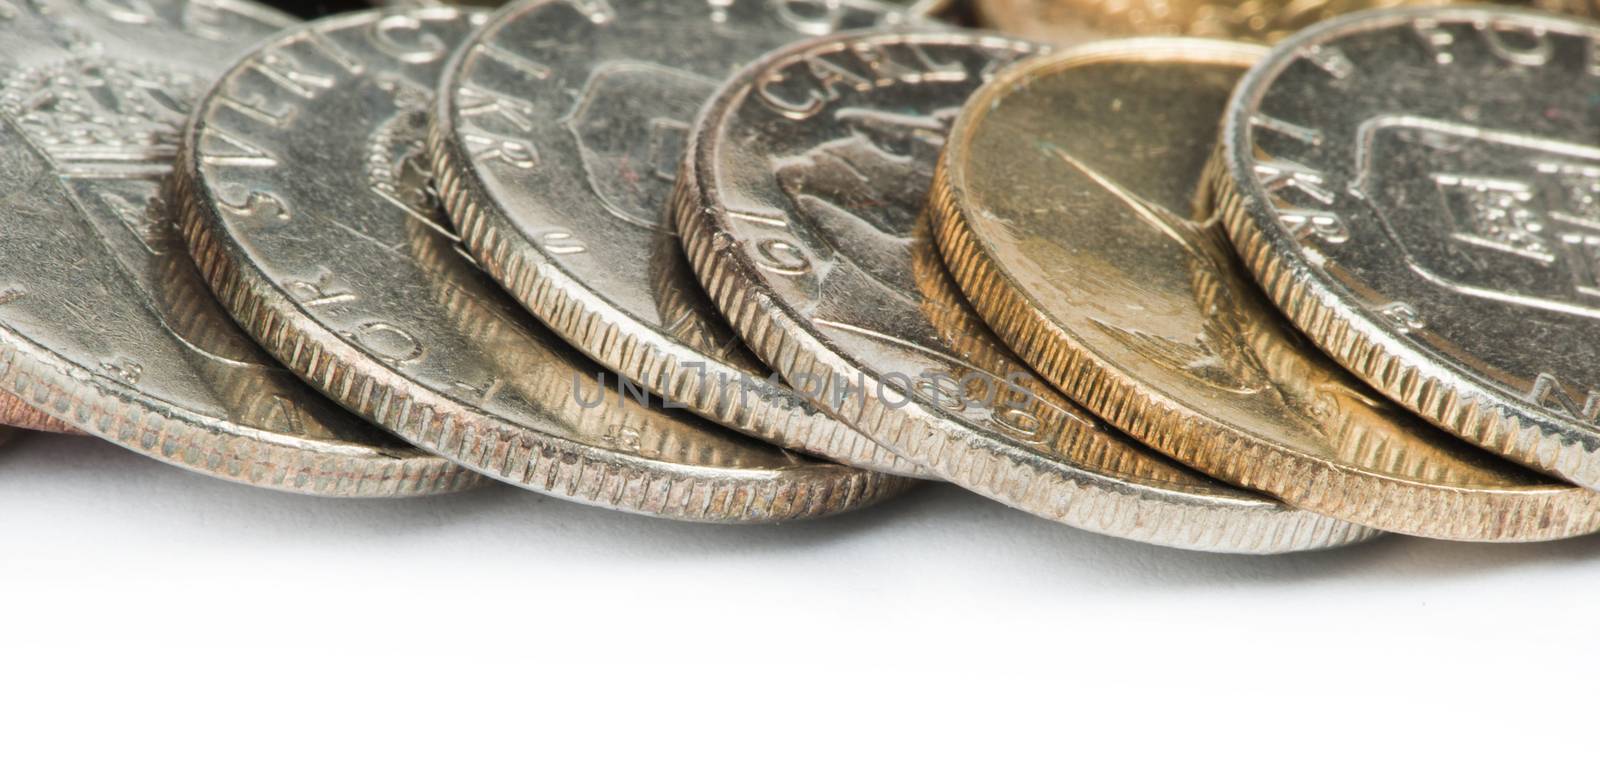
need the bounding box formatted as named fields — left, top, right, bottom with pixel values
left=0, top=431, right=1593, bottom=769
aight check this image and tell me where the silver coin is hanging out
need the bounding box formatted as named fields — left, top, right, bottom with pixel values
left=177, top=7, right=914, bottom=521
left=428, top=0, right=929, bottom=478
left=0, top=0, right=477, bottom=495
left=675, top=28, right=1377, bottom=552
left=1216, top=6, right=1600, bottom=490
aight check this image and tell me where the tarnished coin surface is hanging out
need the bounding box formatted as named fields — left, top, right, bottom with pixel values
left=675, top=29, right=1376, bottom=552
left=0, top=393, right=79, bottom=434
left=935, top=38, right=1600, bottom=541
left=973, top=0, right=1599, bottom=45
left=0, top=0, right=476, bottom=495
left=1216, top=7, right=1600, bottom=492
left=179, top=8, right=911, bottom=522
left=429, top=0, right=927, bottom=478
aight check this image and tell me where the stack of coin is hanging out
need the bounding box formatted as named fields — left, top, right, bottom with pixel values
left=2, top=0, right=1596, bottom=551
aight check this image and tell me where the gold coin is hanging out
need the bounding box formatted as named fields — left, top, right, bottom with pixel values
left=677, top=29, right=1377, bottom=552
left=973, top=1, right=1599, bottom=44
left=932, top=38, right=1600, bottom=541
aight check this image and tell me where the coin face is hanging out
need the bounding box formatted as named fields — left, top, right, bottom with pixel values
left=934, top=37, right=1600, bottom=541
left=675, top=29, right=1376, bottom=552
left=0, top=0, right=477, bottom=495
left=178, top=8, right=911, bottom=522
left=0, top=393, right=79, bottom=434
left=973, top=0, right=1599, bottom=44
left=428, top=0, right=927, bottom=478
left=1216, top=7, right=1600, bottom=493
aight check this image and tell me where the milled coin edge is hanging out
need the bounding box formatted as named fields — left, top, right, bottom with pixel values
left=930, top=39, right=1600, bottom=541
left=1213, top=5, right=1600, bottom=492
left=175, top=13, right=911, bottom=521
left=674, top=29, right=1379, bottom=553
left=0, top=2, right=468, bottom=495
left=422, top=8, right=925, bottom=478
left=0, top=391, right=82, bottom=434
left=0, top=321, right=478, bottom=496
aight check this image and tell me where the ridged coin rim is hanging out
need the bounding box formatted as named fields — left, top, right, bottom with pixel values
left=676, top=29, right=1380, bottom=552
left=934, top=36, right=1600, bottom=541
left=177, top=8, right=913, bottom=522
left=1214, top=6, right=1600, bottom=492
left=424, top=0, right=926, bottom=478
left=0, top=0, right=480, bottom=497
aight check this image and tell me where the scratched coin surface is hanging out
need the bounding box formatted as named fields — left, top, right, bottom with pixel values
left=675, top=29, right=1376, bottom=552
left=934, top=38, right=1600, bottom=541
left=0, top=0, right=476, bottom=495
left=429, top=0, right=927, bottom=478
left=972, top=0, right=1599, bottom=45
left=179, top=8, right=910, bottom=521
left=1216, top=7, right=1600, bottom=493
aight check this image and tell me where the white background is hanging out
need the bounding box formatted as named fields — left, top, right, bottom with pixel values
left=2, top=430, right=1594, bottom=768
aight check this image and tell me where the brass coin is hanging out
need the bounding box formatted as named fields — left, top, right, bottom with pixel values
left=933, top=38, right=1600, bottom=541
left=427, top=0, right=925, bottom=477
left=973, top=0, right=1599, bottom=45
left=677, top=29, right=1376, bottom=552
left=0, top=393, right=79, bottom=434
left=178, top=8, right=911, bottom=522
left=1215, top=7, right=1600, bottom=492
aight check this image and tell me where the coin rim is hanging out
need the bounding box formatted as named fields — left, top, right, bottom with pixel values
left=0, top=390, right=83, bottom=434
left=677, top=28, right=1380, bottom=552
left=0, top=0, right=483, bottom=496
left=178, top=7, right=913, bottom=521
left=1215, top=5, right=1600, bottom=492
left=423, top=0, right=927, bottom=477
left=933, top=36, right=1600, bottom=541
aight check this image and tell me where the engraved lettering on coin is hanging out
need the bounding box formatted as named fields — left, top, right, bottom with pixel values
left=180, top=8, right=911, bottom=520
left=1217, top=7, right=1600, bottom=489
left=679, top=30, right=1377, bottom=552
left=430, top=0, right=924, bottom=475
left=933, top=35, right=1600, bottom=540
left=0, top=0, right=475, bottom=494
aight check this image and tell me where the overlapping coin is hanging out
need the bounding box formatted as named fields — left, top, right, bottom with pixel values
left=0, top=393, right=77, bottom=434
left=674, top=28, right=1377, bottom=551
left=0, top=0, right=477, bottom=494
left=933, top=37, right=1600, bottom=541
left=1215, top=6, right=1600, bottom=495
left=973, top=0, right=1598, bottom=44
left=428, top=0, right=928, bottom=477
left=10, top=0, right=1600, bottom=549
left=177, top=7, right=912, bottom=521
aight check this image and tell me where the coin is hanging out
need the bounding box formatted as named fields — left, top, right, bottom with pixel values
left=674, top=29, right=1376, bottom=552
left=0, top=0, right=477, bottom=495
left=972, top=0, right=1599, bottom=45
left=178, top=8, right=912, bottom=522
left=933, top=37, right=1600, bottom=541
left=1216, top=7, right=1600, bottom=494
left=0, top=393, right=79, bottom=434
left=428, top=0, right=929, bottom=478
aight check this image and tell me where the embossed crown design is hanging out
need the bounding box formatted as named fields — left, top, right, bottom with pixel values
left=1360, top=119, right=1600, bottom=319
left=0, top=57, right=200, bottom=174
